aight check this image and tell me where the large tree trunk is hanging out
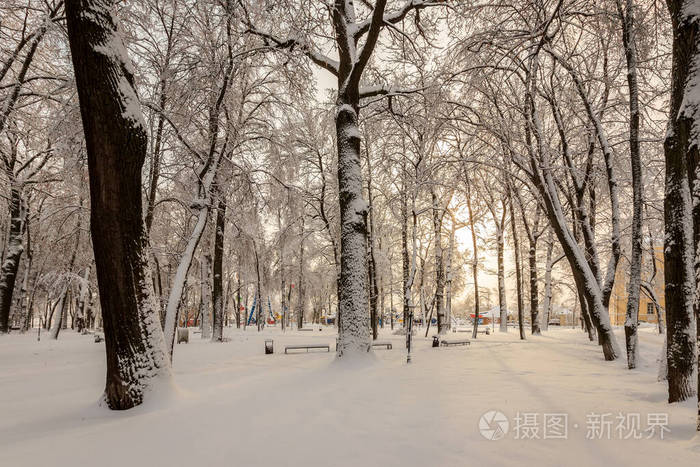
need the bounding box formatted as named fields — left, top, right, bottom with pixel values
left=65, top=0, right=171, bottom=409
left=664, top=0, right=699, bottom=405
left=335, top=95, right=370, bottom=355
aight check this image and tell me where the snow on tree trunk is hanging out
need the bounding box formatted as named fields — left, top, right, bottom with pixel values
left=65, top=0, right=171, bottom=409
left=18, top=241, right=32, bottom=332
left=542, top=234, right=554, bottom=332
left=367, top=152, right=380, bottom=340
left=464, top=179, right=482, bottom=339
left=0, top=186, right=26, bottom=333
left=76, top=266, right=91, bottom=333
left=212, top=192, right=226, bottom=342
left=163, top=207, right=209, bottom=356
left=432, top=189, right=447, bottom=335
left=664, top=0, right=699, bottom=405
left=200, top=251, right=212, bottom=340
left=509, top=187, right=526, bottom=340
left=497, top=224, right=508, bottom=332
left=401, top=184, right=410, bottom=329
left=296, top=218, right=305, bottom=330
left=616, top=0, right=643, bottom=370
left=336, top=99, right=370, bottom=355
left=528, top=244, right=540, bottom=335
left=49, top=288, right=69, bottom=340
left=525, top=60, right=619, bottom=359
left=658, top=336, right=668, bottom=382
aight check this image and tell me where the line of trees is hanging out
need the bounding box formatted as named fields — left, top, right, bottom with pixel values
left=0, top=0, right=697, bottom=430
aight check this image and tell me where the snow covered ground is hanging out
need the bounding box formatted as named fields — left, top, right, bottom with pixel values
left=0, top=325, right=698, bottom=466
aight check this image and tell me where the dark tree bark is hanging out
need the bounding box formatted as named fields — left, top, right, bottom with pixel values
left=0, top=187, right=26, bottom=333
left=65, top=0, right=170, bottom=409
left=212, top=190, right=226, bottom=342
left=509, top=185, right=526, bottom=340
left=466, top=179, right=481, bottom=339
left=664, top=0, right=699, bottom=406
left=515, top=192, right=542, bottom=335
left=432, top=189, right=447, bottom=335
left=296, top=218, right=305, bottom=330
left=366, top=146, right=379, bottom=340
left=401, top=178, right=410, bottom=329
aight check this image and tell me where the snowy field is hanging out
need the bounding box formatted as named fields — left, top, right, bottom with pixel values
left=1, top=326, right=698, bottom=467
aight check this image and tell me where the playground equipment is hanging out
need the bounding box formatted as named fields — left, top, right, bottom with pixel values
left=246, top=294, right=257, bottom=326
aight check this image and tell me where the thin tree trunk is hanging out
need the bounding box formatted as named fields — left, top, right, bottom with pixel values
left=365, top=140, right=379, bottom=340
left=296, top=219, right=305, bottom=330
left=542, top=236, right=554, bottom=332
left=50, top=199, right=82, bottom=339
left=467, top=180, right=481, bottom=339
left=617, top=0, right=643, bottom=370
left=509, top=187, right=526, bottom=340
left=432, top=189, right=447, bottom=335
left=212, top=191, right=226, bottom=342
left=497, top=215, right=508, bottom=332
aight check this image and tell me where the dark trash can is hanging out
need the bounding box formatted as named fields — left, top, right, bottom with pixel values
left=265, top=339, right=274, bottom=355
left=432, top=335, right=440, bottom=348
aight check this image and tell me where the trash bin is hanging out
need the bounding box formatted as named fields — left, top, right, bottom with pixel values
left=432, top=335, right=440, bottom=348
left=265, top=339, right=274, bottom=355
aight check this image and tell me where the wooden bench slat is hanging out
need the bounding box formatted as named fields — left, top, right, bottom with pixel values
left=440, top=340, right=471, bottom=347
left=284, top=344, right=330, bottom=354
left=371, top=341, right=392, bottom=349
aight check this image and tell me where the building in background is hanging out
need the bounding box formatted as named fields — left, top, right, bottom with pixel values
left=608, top=244, right=665, bottom=327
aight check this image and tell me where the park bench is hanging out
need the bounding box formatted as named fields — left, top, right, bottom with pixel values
left=299, top=328, right=313, bottom=332
left=371, top=341, right=392, bottom=350
left=284, top=344, right=330, bottom=354
left=440, top=339, right=470, bottom=347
